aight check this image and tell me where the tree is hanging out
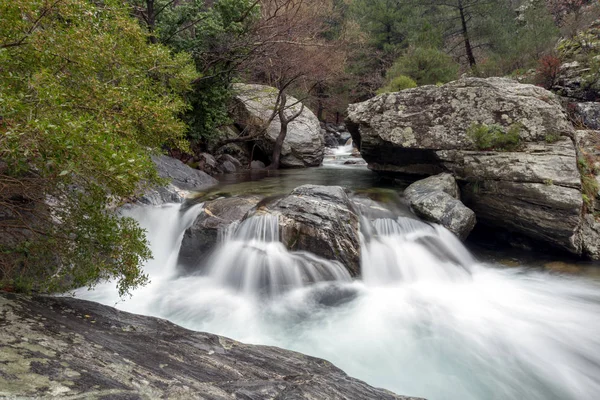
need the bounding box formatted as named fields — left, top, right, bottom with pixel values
left=220, top=0, right=346, bottom=168
left=0, top=0, right=197, bottom=295
left=129, top=0, right=261, bottom=144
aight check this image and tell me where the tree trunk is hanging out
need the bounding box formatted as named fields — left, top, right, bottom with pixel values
left=458, top=0, right=476, bottom=67
left=316, top=84, right=325, bottom=121
left=146, top=0, right=158, bottom=44
left=269, top=120, right=288, bottom=170
left=268, top=90, right=304, bottom=170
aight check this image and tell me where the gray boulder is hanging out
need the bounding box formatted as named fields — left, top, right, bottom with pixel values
left=252, top=185, right=361, bottom=276
left=404, top=174, right=476, bottom=240
left=178, top=196, right=262, bottom=269
left=197, top=152, right=219, bottom=176
left=232, top=83, right=324, bottom=167
left=216, top=154, right=243, bottom=174
left=347, top=78, right=585, bottom=255
left=250, top=160, right=266, bottom=169
left=136, top=155, right=218, bottom=206
left=0, top=293, right=417, bottom=400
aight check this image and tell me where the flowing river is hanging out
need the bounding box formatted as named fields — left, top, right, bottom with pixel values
left=75, top=155, right=600, bottom=400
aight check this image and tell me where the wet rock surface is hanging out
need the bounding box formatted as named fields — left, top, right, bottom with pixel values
left=0, top=292, right=417, bottom=400
left=253, top=185, right=361, bottom=276
left=404, top=174, right=476, bottom=240
left=178, top=196, right=262, bottom=270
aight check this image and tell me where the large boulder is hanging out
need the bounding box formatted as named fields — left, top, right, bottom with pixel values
left=0, top=293, right=416, bottom=400
left=404, top=174, right=476, bottom=240
left=178, top=196, right=262, bottom=269
left=347, top=77, right=586, bottom=255
left=232, top=83, right=324, bottom=167
left=252, top=185, right=361, bottom=276
left=136, top=155, right=218, bottom=206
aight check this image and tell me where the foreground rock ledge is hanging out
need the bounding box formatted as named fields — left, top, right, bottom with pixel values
left=0, top=293, right=419, bottom=400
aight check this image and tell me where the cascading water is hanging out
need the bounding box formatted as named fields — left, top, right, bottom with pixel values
left=206, top=214, right=351, bottom=296
left=75, top=200, right=600, bottom=400
left=361, top=217, right=474, bottom=285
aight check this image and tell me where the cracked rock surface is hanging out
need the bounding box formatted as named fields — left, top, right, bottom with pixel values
left=0, top=292, right=418, bottom=400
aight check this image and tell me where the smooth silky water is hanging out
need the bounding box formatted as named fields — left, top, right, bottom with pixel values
left=75, top=159, right=600, bottom=400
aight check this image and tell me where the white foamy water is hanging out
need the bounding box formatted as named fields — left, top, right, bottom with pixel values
left=74, top=203, right=600, bottom=400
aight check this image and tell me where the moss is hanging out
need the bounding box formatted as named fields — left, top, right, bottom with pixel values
left=467, top=123, right=522, bottom=151
left=544, top=132, right=561, bottom=143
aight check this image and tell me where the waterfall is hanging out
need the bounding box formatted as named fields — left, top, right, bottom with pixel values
left=361, top=217, right=475, bottom=285
left=206, top=214, right=351, bottom=297
left=74, top=200, right=600, bottom=400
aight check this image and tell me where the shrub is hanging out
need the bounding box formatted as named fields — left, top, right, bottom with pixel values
left=385, top=47, right=459, bottom=86
left=536, top=55, right=562, bottom=89
left=377, top=75, right=417, bottom=94
left=0, top=0, right=197, bottom=295
left=467, top=123, right=522, bottom=151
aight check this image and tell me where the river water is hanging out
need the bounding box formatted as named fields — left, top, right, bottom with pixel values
left=75, top=154, right=600, bottom=400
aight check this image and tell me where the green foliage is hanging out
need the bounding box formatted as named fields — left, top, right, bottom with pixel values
left=130, top=0, right=260, bottom=143
left=576, top=154, right=599, bottom=210
left=385, top=47, right=459, bottom=86
left=377, top=75, right=417, bottom=94
left=466, top=123, right=522, bottom=151
left=545, top=132, right=562, bottom=143
left=0, top=0, right=197, bottom=295
left=582, top=175, right=599, bottom=208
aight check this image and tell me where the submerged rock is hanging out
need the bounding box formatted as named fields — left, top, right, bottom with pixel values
left=232, top=83, right=324, bottom=168
left=253, top=185, right=361, bottom=276
left=404, top=174, right=476, bottom=240
left=347, top=77, right=585, bottom=255
left=0, top=292, right=416, bottom=400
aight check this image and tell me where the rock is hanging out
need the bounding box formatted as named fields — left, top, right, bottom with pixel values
left=575, top=130, right=600, bottom=213
left=405, top=173, right=460, bottom=199
left=347, top=77, right=585, bottom=254
left=152, top=154, right=218, bottom=191
left=250, top=160, right=266, bottom=169
left=404, top=174, right=476, bottom=240
left=253, top=185, right=361, bottom=276
left=582, top=214, right=600, bottom=260
left=343, top=159, right=367, bottom=166
left=0, top=293, right=417, bottom=400
left=571, top=102, right=600, bottom=129
left=324, top=130, right=340, bottom=148
left=197, top=152, right=219, bottom=176
left=553, top=61, right=597, bottom=101
left=339, top=132, right=352, bottom=145
left=178, top=196, right=262, bottom=269
left=553, top=21, right=600, bottom=101
left=135, top=155, right=218, bottom=206
left=232, top=83, right=324, bottom=168
left=214, top=142, right=251, bottom=168
left=216, top=154, right=243, bottom=174
left=136, top=183, right=187, bottom=206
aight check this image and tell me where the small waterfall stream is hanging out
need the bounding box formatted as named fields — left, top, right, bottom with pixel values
left=74, top=200, right=600, bottom=400
left=207, top=215, right=351, bottom=297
